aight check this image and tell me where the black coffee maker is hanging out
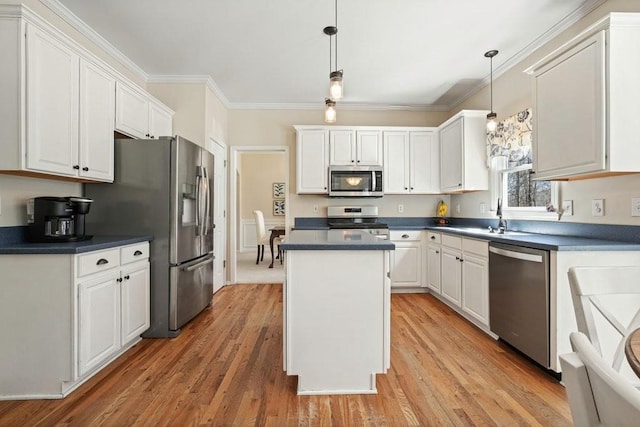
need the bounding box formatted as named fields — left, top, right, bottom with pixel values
left=27, top=197, right=93, bottom=243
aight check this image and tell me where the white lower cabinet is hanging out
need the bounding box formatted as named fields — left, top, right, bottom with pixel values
left=0, top=241, right=149, bottom=399
left=390, top=230, right=425, bottom=290
left=426, top=232, right=442, bottom=294
left=438, top=233, right=489, bottom=329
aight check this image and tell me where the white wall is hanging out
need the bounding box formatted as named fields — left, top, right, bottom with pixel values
left=449, top=0, right=640, bottom=226
left=239, top=152, right=286, bottom=221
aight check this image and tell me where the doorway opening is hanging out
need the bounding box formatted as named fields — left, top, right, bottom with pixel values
left=229, top=146, right=289, bottom=284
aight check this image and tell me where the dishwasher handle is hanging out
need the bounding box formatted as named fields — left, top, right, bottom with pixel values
left=489, top=246, right=543, bottom=263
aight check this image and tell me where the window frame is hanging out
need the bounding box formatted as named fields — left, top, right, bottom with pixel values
left=497, top=163, right=559, bottom=219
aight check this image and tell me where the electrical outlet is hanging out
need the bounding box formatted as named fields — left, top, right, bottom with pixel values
left=562, top=200, right=573, bottom=216
left=592, top=199, right=604, bottom=217
left=632, top=198, right=640, bottom=217
left=456, top=204, right=461, bottom=214
left=313, top=204, right=319, bottom=213
left=0, top=196, right=2, bottom=215
left=480, top=202, right=486, bottom=214
left=398, top=204, right=404, bottom=213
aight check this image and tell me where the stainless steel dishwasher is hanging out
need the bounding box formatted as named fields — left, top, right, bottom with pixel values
left=489, top=242, right=550, bottom=368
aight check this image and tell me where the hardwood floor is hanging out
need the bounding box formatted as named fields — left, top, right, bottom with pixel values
left=0, top=284, right=572, bottom=426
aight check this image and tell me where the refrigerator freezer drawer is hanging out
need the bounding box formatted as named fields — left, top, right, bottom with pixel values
left=169, top=253, right=214, bottom=330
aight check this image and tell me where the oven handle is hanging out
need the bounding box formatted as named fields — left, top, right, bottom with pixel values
left=489, top=246, right=543, bottom=263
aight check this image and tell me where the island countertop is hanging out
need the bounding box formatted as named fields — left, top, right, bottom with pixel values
left=280, top=230, right=395, bottom=251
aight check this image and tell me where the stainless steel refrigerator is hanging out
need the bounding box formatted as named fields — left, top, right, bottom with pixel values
left=84, top=136, right=214, bottom=337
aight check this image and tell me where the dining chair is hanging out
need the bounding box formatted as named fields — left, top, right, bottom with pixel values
left=561, top=331, right=640, bottom=426
left=253, top=210, right=270, bottom=264
left=568, top=266, right=640, bottom=385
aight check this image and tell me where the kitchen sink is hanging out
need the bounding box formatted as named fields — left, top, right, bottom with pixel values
left=441, top=227, right=532, bottom=236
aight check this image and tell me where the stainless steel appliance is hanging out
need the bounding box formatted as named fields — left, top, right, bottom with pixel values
left=327, top=205, right=389, bottom=239
left=84, top=136, right=214, bottom=337
left=26, top=196, right=93, bottom=242
left=489, top=242, right=550, bottom=368
left=329, top=166, right=383, bottom=198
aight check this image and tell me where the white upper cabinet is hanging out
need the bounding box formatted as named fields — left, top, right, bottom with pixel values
left=329, top=129, right=382, bottom=166
left=115, top=82, right=174, bottom=140
left=79, top=59, right=115, bottom=181
left=25, top=23, right=80, bottom=177
left=384, top=130, right=439, bottom=194
left=525, top=14, right=640, bottom=180
left=439, top=110, right=489, bottom=193
left=296, top=128, right=330, bottom=194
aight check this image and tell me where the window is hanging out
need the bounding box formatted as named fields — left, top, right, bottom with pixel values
left=488, top=108, right=558, bottom=217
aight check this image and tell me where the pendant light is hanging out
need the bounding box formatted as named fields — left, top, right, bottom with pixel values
left=325, top=0, right=343, bottom=100
left=485, top=49, right=499, bottom=132
left=324, top=98, right=337, bottom=123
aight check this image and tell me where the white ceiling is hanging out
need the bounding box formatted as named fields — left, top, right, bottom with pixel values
left=50, top=0, right=604, bottom=110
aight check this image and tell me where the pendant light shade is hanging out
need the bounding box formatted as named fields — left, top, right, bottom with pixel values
left=324, top=98, right=337, bottom=123
left=484, top=49, right=499, bottom=132
left=329, top=70, right=343, bottom=100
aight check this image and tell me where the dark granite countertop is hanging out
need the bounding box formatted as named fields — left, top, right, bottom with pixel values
left=0, top=235, right=153, bottom=254
left=281, top=230, right=395, bottom=251
left=294, top=217, right=640, bottom=251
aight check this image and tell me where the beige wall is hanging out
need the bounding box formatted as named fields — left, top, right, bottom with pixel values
left=239, top=153, right=286, bottom=221
left=449, top=0, right=640, bottom=226
left=228, top=109, right=451, bottom=221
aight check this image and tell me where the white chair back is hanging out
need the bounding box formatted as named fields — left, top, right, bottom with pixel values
left=568, top=266, right=640, bottom=384
left=561, top=332, right=640, bottom=426
left=253, top=210, right=267, bottom=243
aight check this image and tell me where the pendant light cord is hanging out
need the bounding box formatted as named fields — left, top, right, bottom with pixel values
left=335, top=0, right=338, bottom=71
left=490, top=55, right=493, bottom=112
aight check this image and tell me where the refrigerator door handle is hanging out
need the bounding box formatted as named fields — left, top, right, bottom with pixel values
left=204, top=166, right=211, bottom=236
left=181, top=255, right=213, bottom=272
left=195, top=166, right=205, bottom=236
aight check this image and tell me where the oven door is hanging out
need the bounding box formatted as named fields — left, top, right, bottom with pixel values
left=329, top=166, right=383, bottom=197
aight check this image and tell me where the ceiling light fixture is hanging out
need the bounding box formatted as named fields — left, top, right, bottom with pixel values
left=324, top=98, right=337, bottom=123
left=324, top=0, right=343, bottom=101
left=485, top=49, right=499, bottom=132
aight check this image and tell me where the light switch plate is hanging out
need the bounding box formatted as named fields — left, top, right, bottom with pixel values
left=632, top=198, right=640, bottom=217
left=562, top=200, right=573, bottom=216
left=592, top=199, right=604, bottom=216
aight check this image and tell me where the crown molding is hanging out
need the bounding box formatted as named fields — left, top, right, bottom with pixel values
left=147, top=75, right=231, bottom=108
left=39, top=0, right=148, bottom=82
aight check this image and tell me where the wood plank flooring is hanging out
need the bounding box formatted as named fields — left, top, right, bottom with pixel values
left=0, top=284, right=572, bottom=426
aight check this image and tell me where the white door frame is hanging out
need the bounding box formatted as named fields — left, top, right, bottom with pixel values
left=229, top=145, right=289, bottom=284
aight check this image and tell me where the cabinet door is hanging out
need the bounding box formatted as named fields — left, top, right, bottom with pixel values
left=356, top=131, right=382, bottom=165
left=78, top=273, right=120, bottom=376
left=383, top=132, right=409, bottom=194
left=440, top=117, right=463, bottom=192
left=410, top=131, right=439, bottom=193
left=115, top=82, right=149, bottom=139
left=121, top=262, right=150, bottom=344
left=427, top=244, right=441, bottom=294
left=79, top=59, right=115, bottom=181
left=148, top=102, right=173, bottom=139
left=461, top=253, right=489, bottom=326
left=296, top=130, right=329, bottom=193
left=25, top=24, right=79, bottom=176
left=441, top=247, right=462, bottom=306
left=329, top=130, right=356, bottom=165
left=391, top=242, right=422, bottom=288
left=533, top=31, right=605, bottom=179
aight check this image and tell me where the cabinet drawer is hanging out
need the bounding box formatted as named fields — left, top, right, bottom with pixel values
left=441, top=233, right=462, bottom=249
left=463, top=238, right=488, bottom=258
left=121, top=242, right=149, bottom=265
left=77, top=248, right=120, bottom=277
left=390, top=230, right=422, bottom=241
left=426, top=232, right=441, bottom=244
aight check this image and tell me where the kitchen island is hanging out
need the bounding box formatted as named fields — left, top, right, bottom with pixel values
left=280, top=230, right=394, bottom=395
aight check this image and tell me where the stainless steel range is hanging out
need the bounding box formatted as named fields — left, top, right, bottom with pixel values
left=327, top=206, right=389, bottom=240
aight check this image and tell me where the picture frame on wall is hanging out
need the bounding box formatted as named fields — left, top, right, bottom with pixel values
left=273, top=200, right=285, bottom=216
left=273, top=182, right=285, bottom=199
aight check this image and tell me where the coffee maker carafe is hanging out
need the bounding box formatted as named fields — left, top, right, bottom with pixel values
left=27, top=197, right=93, bottom=243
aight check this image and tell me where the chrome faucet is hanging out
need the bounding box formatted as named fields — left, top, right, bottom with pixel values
left=497, top=198, right=507, bottom=234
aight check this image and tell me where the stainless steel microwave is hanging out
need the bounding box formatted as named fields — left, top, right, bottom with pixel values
left=329, top=166, right=383, bottom=198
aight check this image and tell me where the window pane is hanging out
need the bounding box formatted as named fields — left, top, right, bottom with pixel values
left=506, top=169, right=551, bottom=208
